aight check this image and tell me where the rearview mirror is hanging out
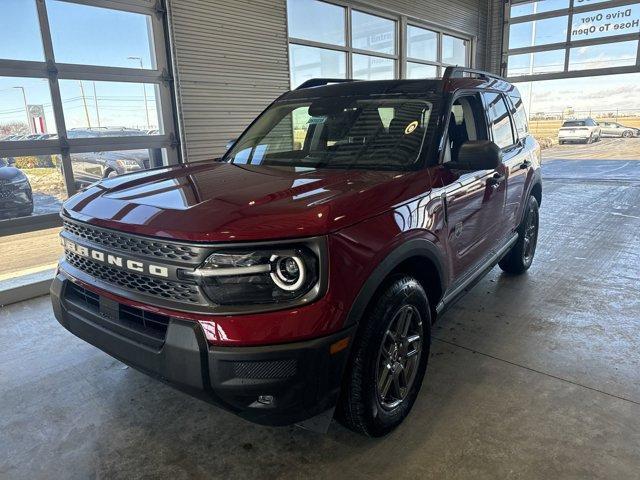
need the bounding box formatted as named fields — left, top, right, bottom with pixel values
left=446, top=140, right=501, bottom=171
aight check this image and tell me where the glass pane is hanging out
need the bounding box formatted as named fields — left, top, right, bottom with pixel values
left=47, top=0, right=155, bottom=69
left=0, top=77, right=57, bottom=138
left=70, top=148, right=168, bottom=188
left=352, top=11, right=396, bottom=55
left=352, top=54, right=395, bottom=80
left=511, top=0, right=570, bottom=18
left=0, top=155, right=66, bottom=220
left=286, top=0, right=346, bottom=46
left=406, top=62, right=438, bottom=79
left=509, top=16, right=569, bottom=49
left=0, top=228, right=62, bottom=281
left=513, top=72, right=640, bottom=135
left=571, top=4, right=640, bottom=41
left=507, top=49, right=566, bottom=76
left=407, top=26, right=438, bottom=62
left=442, top=35, right=468, bottom=66
left=59, top=80, right=161, bottom=135
left=289, top=45, right=346, bottom=88
left=569, top=41, right=638, bottom=71
left=0, top=0, right=44, bottom=61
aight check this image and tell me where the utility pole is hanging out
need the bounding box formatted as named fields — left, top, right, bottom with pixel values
left=13, top=86, right=32, bottom=133
left=128, top=56, right=150, bottom=129
left=78, top=80, right=92, bottom=129
left=92, top=81, right=101, bottom=128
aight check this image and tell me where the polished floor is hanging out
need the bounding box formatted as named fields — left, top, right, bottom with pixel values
left=1, top=159, right=639, bottom=479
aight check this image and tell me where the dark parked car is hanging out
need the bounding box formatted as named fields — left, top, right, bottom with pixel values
left=52, top=67, right=542, bottom=437
left=0, top=158, right=33, bottom=219
left=65, top=129, right=158, bottom=187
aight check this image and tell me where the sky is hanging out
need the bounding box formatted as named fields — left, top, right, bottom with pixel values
left=0, top=0, right=158, bottom=132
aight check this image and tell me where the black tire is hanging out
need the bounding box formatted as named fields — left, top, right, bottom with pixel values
left=558, top=140, right=564, bottom=145
left=336, top=276, right=431, bottom=437
left=499, top=196, right=539, bottom=274
left=622, top=130, right=633, bottom=138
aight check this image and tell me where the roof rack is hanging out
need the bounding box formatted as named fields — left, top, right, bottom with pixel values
left=442, top=66, right=505, bottom=82
left=295, top=78, right=356, bottom=90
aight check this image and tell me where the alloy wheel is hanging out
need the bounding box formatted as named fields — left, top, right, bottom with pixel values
left=522, top=204, right=539, bottom=264
left=376, top=304, right=423, bottom=410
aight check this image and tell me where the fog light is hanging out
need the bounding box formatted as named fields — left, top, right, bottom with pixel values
left=258, top=395, right=275, bottom=405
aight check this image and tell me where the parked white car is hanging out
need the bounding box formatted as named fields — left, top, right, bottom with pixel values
left=558, top=118, right=601, bottom=144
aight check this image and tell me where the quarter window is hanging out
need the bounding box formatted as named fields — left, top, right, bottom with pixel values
left=508, top=94, right=529, bottom=138
left=484, top=93, right=516, bottom=149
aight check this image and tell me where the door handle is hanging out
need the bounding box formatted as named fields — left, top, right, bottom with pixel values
left=487, top=172, right=505, bottom=189
left=520, top=159, right=532, bottom=169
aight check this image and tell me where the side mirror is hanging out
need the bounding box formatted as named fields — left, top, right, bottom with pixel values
left=225, top=139, right=236, bottom=151
left=446, top=140, right=501, bottom=171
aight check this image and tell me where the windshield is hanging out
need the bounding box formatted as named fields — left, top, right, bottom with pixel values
left=225, top=96, right=437, bottom=170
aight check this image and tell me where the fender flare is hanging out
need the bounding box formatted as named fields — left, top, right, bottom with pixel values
left=344, top=238, right=447, bottom=327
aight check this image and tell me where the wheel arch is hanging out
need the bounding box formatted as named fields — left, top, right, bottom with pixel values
left=344, top=239, right=447, bottom=328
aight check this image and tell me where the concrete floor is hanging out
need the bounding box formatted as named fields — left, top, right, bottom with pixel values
left=1, top=159, right=640, bottom=479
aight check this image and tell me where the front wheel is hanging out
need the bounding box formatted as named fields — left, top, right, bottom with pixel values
left=499, top=196, right=539, bottom=274
left=622, top=130, right=633, bottom=138
left=336, top=276, right=431, bottom=437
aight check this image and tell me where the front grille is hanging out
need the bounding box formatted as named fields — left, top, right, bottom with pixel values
left=66, top=282, right=170, bottom=345
left=0, top=187, right=16, bottom=198
left=233, top=359, right=298, bottom=380
left=65, top=251, right=202, bottom=304
left=63, top=219, right=201, bottom=262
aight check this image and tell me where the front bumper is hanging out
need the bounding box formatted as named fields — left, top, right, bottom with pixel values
left=51, top=273, right=354, bottom=426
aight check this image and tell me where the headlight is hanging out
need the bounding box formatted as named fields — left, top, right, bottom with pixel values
left=186, top=245, right=321, bottom=307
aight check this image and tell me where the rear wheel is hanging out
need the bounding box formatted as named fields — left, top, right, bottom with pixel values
left=499, top=196, right=539, bottom=274
left=336, top=276, right=431, bottom=437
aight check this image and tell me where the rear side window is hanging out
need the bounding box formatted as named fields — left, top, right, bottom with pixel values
left=508, top=94, right=528, bottom=138
left=483, top=92, right=515, bottom=149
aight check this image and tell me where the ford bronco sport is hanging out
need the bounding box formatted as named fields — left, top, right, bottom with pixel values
left=51, top=67, right=542, bottom=437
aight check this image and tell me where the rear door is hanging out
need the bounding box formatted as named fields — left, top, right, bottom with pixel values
left=481, top=91, right=521, bottom=238
left=501, top=92, right=533, bottom=231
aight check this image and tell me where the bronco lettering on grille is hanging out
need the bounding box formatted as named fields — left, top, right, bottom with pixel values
left=61, top=237, right=170, bottom=278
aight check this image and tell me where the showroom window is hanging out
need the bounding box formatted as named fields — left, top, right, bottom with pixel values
left=286, top=0, right=472, bottom=87
left=504, top=0, right=640, bottom=81
left=0, top=0, right=179, bottom=238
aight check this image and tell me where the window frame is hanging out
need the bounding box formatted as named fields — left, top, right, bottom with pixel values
left=285, top=0, right=475, bottom=86
left=0, top=0, right=180, bottom=237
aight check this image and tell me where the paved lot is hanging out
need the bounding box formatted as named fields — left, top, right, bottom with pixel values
left=0, top=228, right=61, bottom=279
left=542, top=137, right=640, bottom=162
left=1, top=160, right=639, bottom=479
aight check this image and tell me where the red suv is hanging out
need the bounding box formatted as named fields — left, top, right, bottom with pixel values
left=51, top=67, right=541, bottom=437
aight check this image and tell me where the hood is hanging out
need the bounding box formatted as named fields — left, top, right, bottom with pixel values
left=0, top=166, right=28, bottom=183
left=62, top=161, right=428, bottom=242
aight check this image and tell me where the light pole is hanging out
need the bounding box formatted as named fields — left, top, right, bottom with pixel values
left=78, top=80, right=92, bottom=128
left=13, top=86, right=32, bottom=133
left=128, top=56, right=150, bottom=129
left=92, top=81, right=102, bottom=128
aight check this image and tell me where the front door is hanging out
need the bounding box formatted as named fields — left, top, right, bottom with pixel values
left=439, top=93, right=508, bottom=282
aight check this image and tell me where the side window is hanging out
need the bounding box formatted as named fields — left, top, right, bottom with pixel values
left=484, top=92, right=515, bottom=149
left=508, top=94, right=528, bottom=139
left=444, top=93, right=487, bottom=163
